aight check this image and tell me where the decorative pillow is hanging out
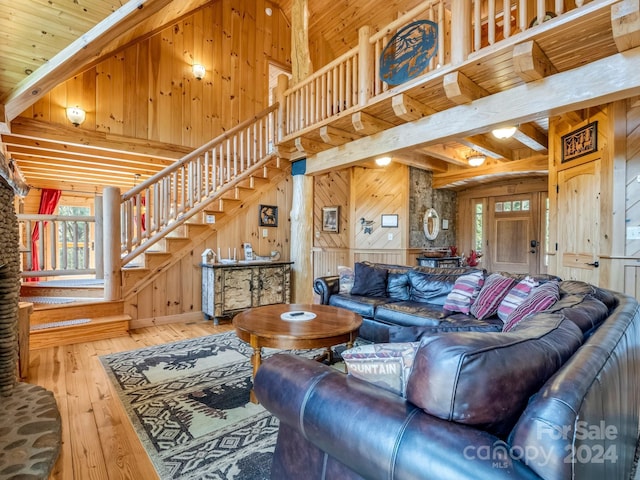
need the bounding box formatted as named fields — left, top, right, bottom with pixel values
left=470, top=273, right=515, bottom=320
left=443, top=271, right=485, bottom=314
left=350, top=262, right=388, bottom=297
left=497, top=276, right=539, bottom=322
left=503, top=281, right=560, bottom=332
left=342, top=342, right=420, bottom=397
left=338, top=265, right=355, bottom=294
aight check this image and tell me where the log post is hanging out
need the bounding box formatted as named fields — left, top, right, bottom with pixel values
left=103, top=187, right=122, bottom=301
left=290, top=161, right=314, bottom=303
left=275, top=74, right=289, bottom=141
left=94, top=194, right=104, bottom=279
left=451, top=0, right=471, bottom=64
left=358, top=25, right=373, bottom=106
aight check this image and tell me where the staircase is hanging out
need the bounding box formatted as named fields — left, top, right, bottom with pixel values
left=21, top=105, right=286, bottom=349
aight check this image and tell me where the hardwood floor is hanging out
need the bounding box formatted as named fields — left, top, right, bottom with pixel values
left=26, top=320, right=234, bottom=480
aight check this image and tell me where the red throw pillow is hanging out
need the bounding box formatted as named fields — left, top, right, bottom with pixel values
left=470, top=273, right=515, bottom=320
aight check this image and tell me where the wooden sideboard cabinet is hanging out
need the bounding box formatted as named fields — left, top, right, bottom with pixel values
left=201, top=261, right=293, bottom=323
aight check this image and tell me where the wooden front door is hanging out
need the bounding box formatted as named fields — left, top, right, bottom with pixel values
left=556, top=160, right=600, bottom=284
left=487, top=194, right=541, bottom=275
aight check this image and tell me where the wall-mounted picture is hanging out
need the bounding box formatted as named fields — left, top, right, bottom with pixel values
left=381, top=214, right=399, bottom=228
left=322, top=206, right=339, bottom=232
left=259, top=204, right=278, bottom=227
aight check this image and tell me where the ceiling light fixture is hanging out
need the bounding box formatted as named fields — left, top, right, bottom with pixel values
left=467, top=153, right=486, bottom=167
left=66, top=106, right=86, bottom=127
left=265, top=7, right=273, bottom=16
left=492, top=126, right=517, bottom=139
left=192, top=64, right=206, bottom=80
left=375, top=156, right=392, bottom=166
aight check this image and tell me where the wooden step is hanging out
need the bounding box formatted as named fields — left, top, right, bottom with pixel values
left=29, top=300, right=125, bottom=325
left=21, top=283, right=104, bottom=298
left=144, top=251, right=172, bottom=270
left=122, top=266, right=150, bottom=285
left=30, top=314, right=130, bottom=350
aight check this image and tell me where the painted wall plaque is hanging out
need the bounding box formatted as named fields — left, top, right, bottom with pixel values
left=380, top=20, right=438, bottom=86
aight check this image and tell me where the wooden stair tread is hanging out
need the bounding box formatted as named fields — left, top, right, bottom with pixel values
left=30, top=314, right=131, bottom=350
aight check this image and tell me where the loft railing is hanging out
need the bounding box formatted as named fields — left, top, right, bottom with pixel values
left=117, top=103, right=279, bottom=266
left=280, top=0, right=593, bottom=138
left=17, top=209, right=103, bottom=279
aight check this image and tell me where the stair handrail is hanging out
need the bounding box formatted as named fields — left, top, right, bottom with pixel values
left=119, top=103, right=279, bottom=266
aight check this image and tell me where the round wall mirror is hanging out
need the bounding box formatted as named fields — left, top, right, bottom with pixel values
left=423, top=208, right=440, bottom=240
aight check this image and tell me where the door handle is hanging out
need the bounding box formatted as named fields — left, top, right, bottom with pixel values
left=586, top=261, right=599, bottom=268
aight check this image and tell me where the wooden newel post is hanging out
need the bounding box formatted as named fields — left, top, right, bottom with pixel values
left=358, top=25, right=373, bottom=106
left=103, top=187, right=122, bottom=301
left=94, top=195, right=104, bottom=279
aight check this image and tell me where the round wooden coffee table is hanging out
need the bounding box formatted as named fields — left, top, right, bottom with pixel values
left=233, top=303, right=362, bottom=403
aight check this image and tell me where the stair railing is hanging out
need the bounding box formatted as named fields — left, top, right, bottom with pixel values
left=118, top=103, right=279, bottom=267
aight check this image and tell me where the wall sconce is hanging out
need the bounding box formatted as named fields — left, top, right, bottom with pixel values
left=375, top=156, right=391, bottom=166
left=467, top=152, right=486, bottom=167
left=66, top=106, right=86, bottom=127
left=492, top=126, right=517, bottom=139
left=192, top=64, right=206, bottom=80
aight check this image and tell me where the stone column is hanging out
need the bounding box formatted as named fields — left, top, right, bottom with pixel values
left=0, top=179, right=19, bottom=396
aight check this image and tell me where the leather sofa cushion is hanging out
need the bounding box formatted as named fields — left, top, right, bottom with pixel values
left=545, top=293, right=609, bottom=335
left=559, top=280, right=617, bottom=310
left=408, top=270, right=465, bottom=305
left=387, top=272, right=410, bottom=300
left=351, top=262, right=388, bottom=297
left=329, top=294, right=397, bottom=318
left=389, top=315, right=502, bottom=341
left=375, top=301, right=448, bottom=327
left=405, top=312, right=583, bottom=437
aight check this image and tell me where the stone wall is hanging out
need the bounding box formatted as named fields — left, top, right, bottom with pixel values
left=409, top=167, right=457, bottom=249
left=0, top=178, right=19, bottom=396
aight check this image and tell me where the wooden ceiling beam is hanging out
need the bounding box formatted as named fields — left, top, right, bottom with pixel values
left=443, top=71, right=489, bottom=105
left=433, top=157, right=548, bottom=189
left=295, top=136, right=330, bottom=155
left=319, top=125, right=361, bottom=146
left=458, top=135, right=512, bottom=160
left=612, top=0, right=640, bottom=52
left=3, top=0, right=175, bottom=122
left=391, top=93, right=436, bottom=121
left=418, top=144, right=468, bottom=166
left=391, top=151, right=449, bottom=173
left=352, top=111, right=395, bottom=135
left=512, top=123, right=548, bottom=152
left=7, top=117, right=189, bottom=159
left=513, top=40, right=557, bottom=82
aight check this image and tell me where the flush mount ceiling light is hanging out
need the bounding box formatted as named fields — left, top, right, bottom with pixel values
left=265, top=7, right=273, bottom=16
left=192, top=64, right=206, bottom=80
left=375, top=156, right=392, bottom=166
left=467, top=153, right=486, bottom=167
left=491, top=126, right=517, bottom=139
left=66, top=106, right=86, bottom=127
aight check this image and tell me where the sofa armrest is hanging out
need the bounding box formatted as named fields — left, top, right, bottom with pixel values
left=313, top=275, right=340, bottom=304
left=254, top=354, right=541, bottom=480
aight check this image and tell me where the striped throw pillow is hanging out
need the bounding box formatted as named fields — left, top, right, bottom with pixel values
left=503, top=281, right=560, bottom=332
left=443, top=271, right=485, bottom=314
left=497, top=276, right=539, bottom=322
left=470, top=273, right=515, bottom=320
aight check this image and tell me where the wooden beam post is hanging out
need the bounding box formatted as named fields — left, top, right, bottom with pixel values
left=275, top=74, right=289, bottom=141
left=103, top=186, right=122, bottom=301
left=291, top=0, right=312, bottom=84
left=290, top=162, right=314, bottom=303
left=94, top=195, right=104, bottom=279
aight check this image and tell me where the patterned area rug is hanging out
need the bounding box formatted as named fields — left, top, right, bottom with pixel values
left=100, top=331, right=329, bottom=480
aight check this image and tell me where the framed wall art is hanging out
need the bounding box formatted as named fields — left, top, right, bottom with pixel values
left=561, top=121, right=598, bottom=164
left=322, top=206, right=339, bottom=233
left=381, top=214, right=399, bottom=228
left=259, top=204, right=278, bottom=227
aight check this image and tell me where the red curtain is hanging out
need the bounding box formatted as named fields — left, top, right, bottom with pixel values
left=27, top=189, right=61, bottom=282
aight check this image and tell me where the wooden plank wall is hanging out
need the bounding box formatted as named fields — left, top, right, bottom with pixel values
left=20, top=0, right=291, bottom=149
left=312, top=163, right=411, bottom=279
left=126, top=175, right=292, bottom=322
left=622, top=97, right=640, bottom=298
